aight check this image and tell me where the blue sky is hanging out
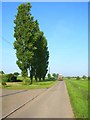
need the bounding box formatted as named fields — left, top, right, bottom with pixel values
left=2, top=2, right=88, bottom=76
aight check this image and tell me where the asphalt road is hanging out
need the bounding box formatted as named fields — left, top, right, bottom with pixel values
left=2, top=88, right=46, bottom=118
left=0, top=88, right=2, bottom=120
left=7, top=81, right=74, bottom=118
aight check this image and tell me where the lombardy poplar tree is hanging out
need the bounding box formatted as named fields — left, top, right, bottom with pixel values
left=14, top=2, right=49, bottom=84
left=14, top=3, right=36, bottom=83
left=33, top=31, right=49, bottom=81
left=29, top=20, right=40, bottom=83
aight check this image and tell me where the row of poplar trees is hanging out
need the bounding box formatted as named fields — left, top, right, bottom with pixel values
left=14, top=3, right=49, bottom=84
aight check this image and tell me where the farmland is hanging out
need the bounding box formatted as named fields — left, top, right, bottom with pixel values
left=65, top=78, right=88, bottom=118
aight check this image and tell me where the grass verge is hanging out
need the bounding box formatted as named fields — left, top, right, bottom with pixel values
left=1, top=80, right=57, bottom=90
left=65, top=78, right=88, bottom=118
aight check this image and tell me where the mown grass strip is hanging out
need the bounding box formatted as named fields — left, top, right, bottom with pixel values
left=65, top=79, right=88, bottom=118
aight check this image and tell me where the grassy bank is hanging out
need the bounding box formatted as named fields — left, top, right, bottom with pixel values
left=65, top=78, right=88, bottom=118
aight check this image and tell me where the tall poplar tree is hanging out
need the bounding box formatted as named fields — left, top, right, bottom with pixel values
left=33, top=31, right=49, bottom=81
left=14, top=2, right=49, bottom=84
left=14, top=3, right=36, bottom=84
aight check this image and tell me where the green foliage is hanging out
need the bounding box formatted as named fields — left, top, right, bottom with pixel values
left=14, top=72, right=20, bottom=76
left=21, top=77, right=30, bottom=85
left=76, top=76, right=81, bottom=80
left=14, top=3, right=49, bottom=84
left=67, top=76, right=71, bottom=79
left=82, top=75, right=87, bottom=79
left=2, top=77, right=8, bottom=82
left=0, top=71, right=4, bottom=74
left=47, top=73, right=51, bottom=79
left=52, top=73, right=57, bottom=79
left=14, top=2, right=35, bottom=80
left=33, top=31, right=49, bottom=81
left=6, top=74, right=17, bottom=82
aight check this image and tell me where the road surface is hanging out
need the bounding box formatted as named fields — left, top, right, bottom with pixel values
left=7, top=81, right=74, bottom=118
left=2, top=88, right=46, bottom=118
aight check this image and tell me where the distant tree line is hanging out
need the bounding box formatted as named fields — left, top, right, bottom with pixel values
left=66, top=75, right=88, bottom=80
left=13, top=3, right=49, bottom=84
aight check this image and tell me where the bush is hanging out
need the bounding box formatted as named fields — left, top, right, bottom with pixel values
left=67, top=76, right=71, bottom=79
left=1, top=74, right=8, bottom=82
left=82, top=75, right=87, bottom=79
left=1, top=74, right=18, bottom=82
left=1, top=82, right=7, bottom=86
left=21, top=78, right=30, bottom=85
left=2, top=77, right=8, bottom=82
left=76, top=76, right=81, bottom=80
left=0, top=71, right=4, bottom=74
left=14, top=72, right=20, bottom=76
left=47, top=73, right=51, bottom=79
left=7, top=74, right=17, bottom=82
left=52, top=73, right=57, bottom=79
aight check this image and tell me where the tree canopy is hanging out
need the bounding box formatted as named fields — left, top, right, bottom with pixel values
left=14, top=3, right=49, bottom=84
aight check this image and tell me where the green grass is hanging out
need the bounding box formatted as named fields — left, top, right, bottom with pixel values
left=0, top=75, right=58, bottom=89
left=65, top=78, right=88, bottom=118
left=1, top=77, right=57, bottom=90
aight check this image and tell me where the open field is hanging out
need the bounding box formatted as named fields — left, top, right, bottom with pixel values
left=65, top=78, right=88, bottom=118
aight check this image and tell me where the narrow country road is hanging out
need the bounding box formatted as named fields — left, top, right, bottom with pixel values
left=7, top=81, right=74, bottom=118
left=2, top=88, right=46, bottom=118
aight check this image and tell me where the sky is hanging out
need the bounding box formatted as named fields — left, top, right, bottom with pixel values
left=1, top=2, right=88, bottom=76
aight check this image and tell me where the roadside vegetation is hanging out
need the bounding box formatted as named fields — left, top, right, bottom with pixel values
left=0, top=72, right=58, bottom=90
left=64, top=76, right=88, bottom=118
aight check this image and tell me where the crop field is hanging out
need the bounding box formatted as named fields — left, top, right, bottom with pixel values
left=65, top=78, right=88, bottom=118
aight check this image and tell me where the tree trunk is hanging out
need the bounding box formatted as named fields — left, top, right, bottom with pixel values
left=23, top=77, right=26, bottom=84
left=30, top=66, right=34, bottom=84
left=30, top=75, right=33, bottom=84
left=29, top=67, right=32, bottom=84
left=39, top=77, right=41, bottom=82
left=35, top=75, right=37, bottom=82
left=43, top=77, right=45, bottom=81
